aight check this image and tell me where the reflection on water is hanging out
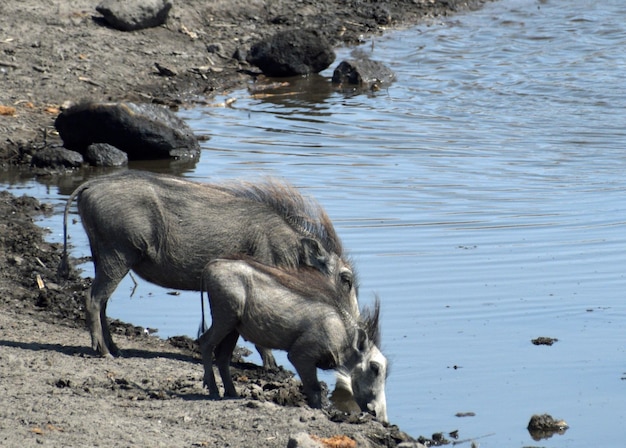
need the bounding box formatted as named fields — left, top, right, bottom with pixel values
left=3, top=0, right=626, bottom=445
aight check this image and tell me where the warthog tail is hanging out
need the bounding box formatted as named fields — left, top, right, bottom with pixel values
left=197, top=273, right=209, bottom=339
left=57, top=182, right=90, bottom=281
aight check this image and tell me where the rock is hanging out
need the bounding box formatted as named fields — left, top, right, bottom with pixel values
left=287, top=432, right=323, bottom=448
left=206, top=43, right=224, bottom=55
left=247, top=29, right=335, bottom=77
left=531, top=336, right=558, bottom=346
left=397, top=443, right=428, bottom=448
left=527, top=413, right=569, bottom=441
left=85, top=143, right=129, bottom=167
left=332, top=58, right=396, bottom=90
left=54, top=102, right=200, bottom=160
left=311, top=435, right=357, bottom=448
left=0, top=105, right=16, bottom=116
left=31, top=147, right=83, bottom=168
left=96, top=0, right=172, bottom=32
left=372, top=5, right=392, bottom=25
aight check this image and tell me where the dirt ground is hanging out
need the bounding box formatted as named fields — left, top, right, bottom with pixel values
left=0, top=1, right=491, bottom=446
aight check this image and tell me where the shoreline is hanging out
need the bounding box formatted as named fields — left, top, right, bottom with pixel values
left=0, top=0, right=491, bottom=166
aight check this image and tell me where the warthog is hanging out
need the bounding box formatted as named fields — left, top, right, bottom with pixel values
left=199, top=257, right=388, bottom=422
left=59, top=170, right=358, bottom=365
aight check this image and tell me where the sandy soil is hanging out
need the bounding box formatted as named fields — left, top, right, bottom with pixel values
left=0, top=1, right=491, bottom=446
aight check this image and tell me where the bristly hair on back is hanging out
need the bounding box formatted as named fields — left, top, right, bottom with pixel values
left=218, top=179, right=344, bottom=257
left=229, top=255, right=344, bottom=306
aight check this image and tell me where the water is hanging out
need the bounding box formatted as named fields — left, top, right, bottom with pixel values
left=3, top=0, right=626, bottom=445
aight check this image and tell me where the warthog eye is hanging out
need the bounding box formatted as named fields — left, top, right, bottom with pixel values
left=340, top=269, right=353, bottom=290
left=370, top=361, right=381, bottom=376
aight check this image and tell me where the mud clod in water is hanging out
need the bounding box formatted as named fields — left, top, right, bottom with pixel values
left=531, top=336, right=559, bottom=346
left=527, top=413, right=569, bottom=440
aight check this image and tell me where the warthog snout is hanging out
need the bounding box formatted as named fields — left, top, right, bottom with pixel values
left=367, top=392, right=388, bottom=424
left=351, top=344, right=388, bottom=424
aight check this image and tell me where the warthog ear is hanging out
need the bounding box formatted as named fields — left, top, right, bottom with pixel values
left=355, top=328, right=368, bottom=352
left=300, top=237, right=331, bottom=274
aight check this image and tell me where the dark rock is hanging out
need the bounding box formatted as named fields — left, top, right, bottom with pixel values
left=206, top=43, right=224, bottom=55
left=96, top=0, right=172, bottom=32
left=54, top=102, right=200, bottom=160
left=31, top=147, right=83, bottom=168
left=531, top=336, right=559, bottom=346
left=362, top=5, right=392, bottom=25
left=85, top=143, right=128, bottom=167
left=247, top=29, right=335, bottom=77
left=373, top=6, right=392, bottom=25
left=332, top=58, right=396, bottom=90
left=527, top=413, right=569, bottom=441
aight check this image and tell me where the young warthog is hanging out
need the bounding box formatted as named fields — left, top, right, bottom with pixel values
left=199, top=258, right=388, bottom=423
left=59, top=171, right=358, bottom=364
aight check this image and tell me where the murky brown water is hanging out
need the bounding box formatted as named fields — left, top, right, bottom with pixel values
left=3, top=0, right=626, bottom=445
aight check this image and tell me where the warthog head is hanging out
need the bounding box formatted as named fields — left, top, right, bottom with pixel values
left=300, top=236, right=358, bottom=316
left=336, top=298, right=388, bottom=423
left=352, top=343, right=388, bottom=423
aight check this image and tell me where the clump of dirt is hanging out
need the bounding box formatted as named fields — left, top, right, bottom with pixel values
left=527, top=413, right=569, bottom=441
left=531, top=336, right=559, bottom=346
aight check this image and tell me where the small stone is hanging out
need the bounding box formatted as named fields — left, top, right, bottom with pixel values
left=85, top=143, right=128, bottom=167
left=31, top=147, right=83, bottom=169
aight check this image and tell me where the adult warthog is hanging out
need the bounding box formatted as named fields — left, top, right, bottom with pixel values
left=59, top=170, right=358, bottom=364
left=199, top=258, right=388, bottom=422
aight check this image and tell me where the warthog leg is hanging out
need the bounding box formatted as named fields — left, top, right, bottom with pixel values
left=198, top=328, right=220, bottom=398
left=256, top=345, right=278, bottom=371
left=100, top=300, right=120, bottom=356
left=288, top=350, right=322, bottom=409
left=86, top=270, right=126, bottom=357
left=199, top=321, right=240, bottom=399
left=215, top=330, right=240, bottom=397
